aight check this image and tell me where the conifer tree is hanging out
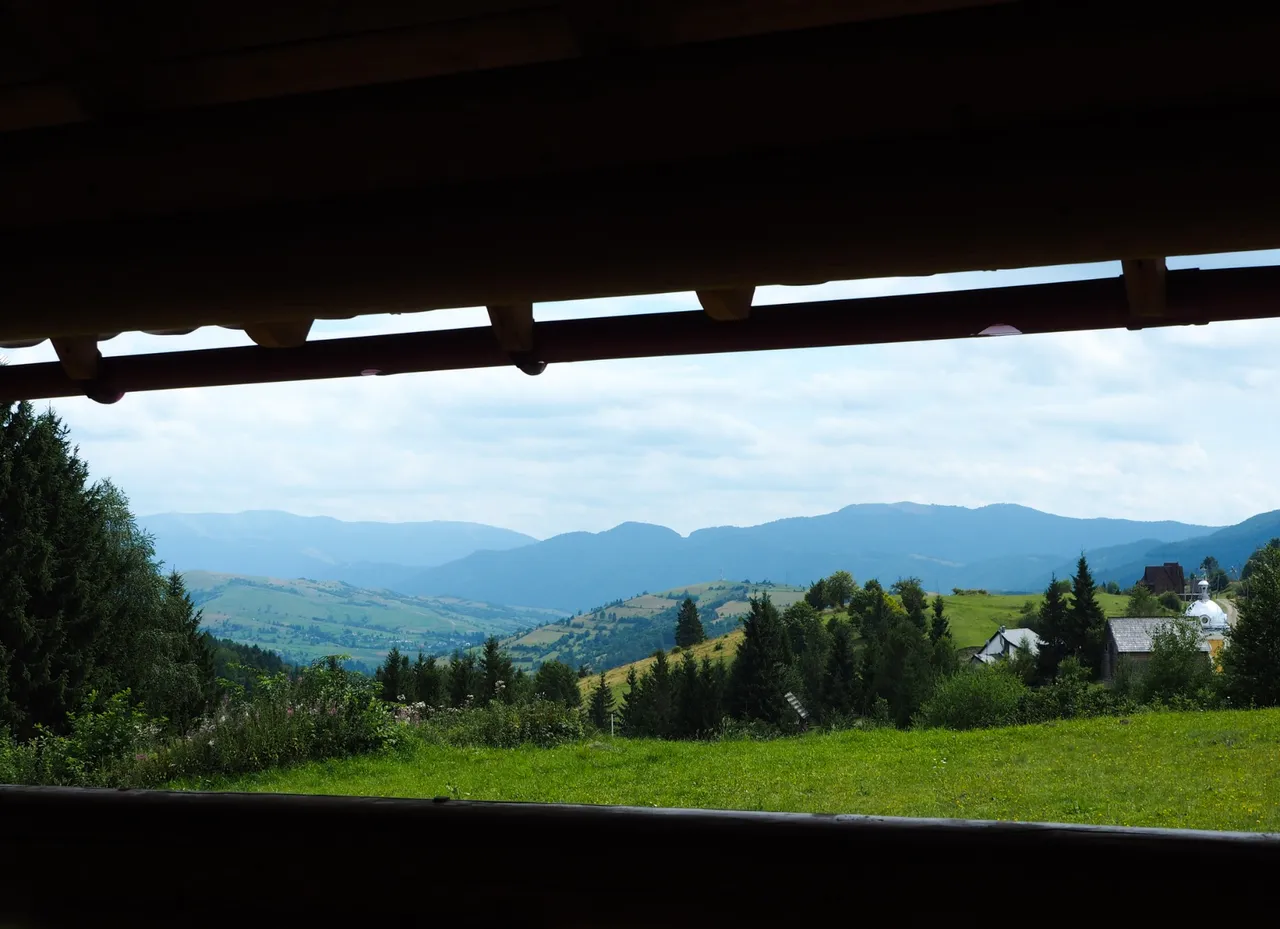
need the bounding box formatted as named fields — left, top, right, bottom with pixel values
left=534, top=659, right=582, bottom=706
left=1034, top=574, right=1071, bottom=682
left=480, top=635, right=514, bottom=705
left=1069, top=556, right=1107, bottom=677
left=675, top=652, right=702, bottom=737
left=377, top=647, right=409, bottom=702
left=699, top=657, right=728, bottom=733
left=1222, top=542, right=1280, bottom=706
left=929, top=595, right=951, bottom=644
left=588, top=671, right=615, bottom=729
left=647, top=649, right=676, bottom=737
left=413, top=653, right=445, bottom=706
left=805, top=578, right=829, bottom=610
left=728, top=594, right=796, bottom=727
left=674, top=597, right=706, bottom=647
left=448, top=650, right=479, bottom=707
left=619, top=665, right=645, bottom=734
left=822, top=621, right=859, bottom=717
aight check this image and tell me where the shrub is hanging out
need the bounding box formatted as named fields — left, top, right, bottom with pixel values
left=417, top=698, right=585, bottom=749
left=1018, top=658, right=1136, bottom=723
left=0, top=658, right=397, bottom=788
left=916, top=664, right=1027, bottom=730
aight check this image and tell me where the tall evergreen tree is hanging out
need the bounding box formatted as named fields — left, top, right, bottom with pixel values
left=646, top=650, right=676, bottom=738
left=675, top=652, right=703, bottom=737
left=376, top=647, right=410, bottom=702
left=534, top=659, right=582, bottom=706
left=588, top=672, right=615, bottom=729
left=862, top=616, right=936, bottom=727
left=619, top=665, right=644, bottom=734
left=784, top=601, right=830, bottom=711
left=821, top=621, right=859, bottom=717
left=1069, top=555, right=1107, bottom=677
left=674, top=597, right=706, bottom=648
left=1222, top=542, right=1280, bottom=706
left=447, top=650, right=479, bottom=707
left=1034, top=574, right=1071, bottom=682
left=728, top=594, right=796, bottom=727
left=480, top=635, right=514, bottom=705
left=1, top=404, right=217, bottom=738
left=929, top=595, right=951, bottom=644
left=699, top=658, right=728, bottom=733
left=413, top=653, right=445, bottom=706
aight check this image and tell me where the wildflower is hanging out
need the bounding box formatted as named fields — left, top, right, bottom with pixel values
left=134, top=753, right=149, bottom=762
left=286, top=707, right=294, bottom=717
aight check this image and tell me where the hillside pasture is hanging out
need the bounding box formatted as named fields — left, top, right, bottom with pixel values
left=211, top=709, right=1280, bottom=833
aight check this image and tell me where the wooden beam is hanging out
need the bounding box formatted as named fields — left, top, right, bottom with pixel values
left=0, top=0, right=1014, bottom=132
left=5, top=4, right=1280, bottom=229
left=1122, top=257, right=1168, bottom=325
left=6, top=265, right=1277, bottom=403
left=4, top=102, right=1280, bottom=344
left=697, top=288, right=754, bottom=321
left=486, top=304, right=535, bottom=353
left=50, top=336, right=100, bottom=380
left=242, top=319, right=314, bottom=348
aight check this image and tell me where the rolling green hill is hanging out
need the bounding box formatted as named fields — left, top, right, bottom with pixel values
left=505, top=581, right=806, bottom=673
left=185, top=571, right=565, bottom=670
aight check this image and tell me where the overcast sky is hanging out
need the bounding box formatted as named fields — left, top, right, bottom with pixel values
left=9, top=250, right=1280, bottom=539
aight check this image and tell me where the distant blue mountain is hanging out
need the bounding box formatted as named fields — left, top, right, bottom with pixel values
left=395, top=503, right=1218, bottom=611
left=1074, top=510, right=1280, bottom=588
left=138, top=510, right=536, bottom=584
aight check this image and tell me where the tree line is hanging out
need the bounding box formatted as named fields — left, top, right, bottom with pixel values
left=605, top=573, right=959, bottom=737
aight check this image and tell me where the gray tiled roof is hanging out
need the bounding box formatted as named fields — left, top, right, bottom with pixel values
left=1108, top=617, right=1211, bottom=653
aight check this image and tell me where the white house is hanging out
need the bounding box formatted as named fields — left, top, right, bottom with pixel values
left=971, top=626, right=1042, bottom=666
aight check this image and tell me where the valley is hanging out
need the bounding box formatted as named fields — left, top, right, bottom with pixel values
left=185, top=570, right=563, bottom=671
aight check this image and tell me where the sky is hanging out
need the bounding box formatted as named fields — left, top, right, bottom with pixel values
left=8, top=249, right=1280, bottom=539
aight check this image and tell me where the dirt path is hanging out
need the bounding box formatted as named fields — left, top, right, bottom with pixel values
left=1215, top=598, right=1239, bottom=626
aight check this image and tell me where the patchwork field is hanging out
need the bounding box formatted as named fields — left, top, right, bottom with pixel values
left=504, top=581, right=804, bottom=674
left=186, top=571, right=563, bottom=670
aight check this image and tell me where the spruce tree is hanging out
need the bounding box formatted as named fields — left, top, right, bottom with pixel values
left=728, top=594, right=796, bottom=727
left=377, top=647, right=407, bottom=702
left=534, top=659, right=582, bottom=706
left=1222, top=543, right=1280, bottom=706
left=647, top=650, right=675, bottom=737
left=821, top=621, right=859, bottom=717
left=699, top=657, right=728, bottom=733
left=929, top=595, right=951, bottom=643
left=1069, top=555, right=1107, bottom=677
left=480, top=635, right=514, bottom=705
left=675, top=652, right=702, bottom=737
left=448, top=650, right=478, bottom=707
left=413, top=653, right=445, bottom=707
left=674, top=597, right=706, bottom=647
left=588, top=672, right=615, bottom=729
left=619, top=665, right=647, bottom=734
left=805, top=578, right=829, bottom=610
left=1034, top=574, right=1070, bottom=681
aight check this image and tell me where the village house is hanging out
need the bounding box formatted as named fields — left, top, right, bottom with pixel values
left=971, top=626, right=1042, bottom=666
left=1137, top=562, right=1186, bottom=596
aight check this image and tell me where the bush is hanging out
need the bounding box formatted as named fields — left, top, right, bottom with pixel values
left=916, top=664, right=1027, bottom=730
left=417, top=698, right=585, bottom=749
left=0, top=658, right=397, bottom=788
left=1018, top=658, right=1136, bottom=723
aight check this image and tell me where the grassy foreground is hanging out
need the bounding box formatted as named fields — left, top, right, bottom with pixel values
left=205, top=708, right=1280, bottom=832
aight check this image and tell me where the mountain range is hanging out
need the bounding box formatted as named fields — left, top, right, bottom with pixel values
left=137, top=511, right=535, bottom=589
left=135, top=503, right=1277, bottom=614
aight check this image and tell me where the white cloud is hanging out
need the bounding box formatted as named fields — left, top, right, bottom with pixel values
left=9, top=253, right=1280, bottom=537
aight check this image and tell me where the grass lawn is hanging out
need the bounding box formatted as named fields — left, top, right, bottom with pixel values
left=206, top=708, right=1280, bottom=832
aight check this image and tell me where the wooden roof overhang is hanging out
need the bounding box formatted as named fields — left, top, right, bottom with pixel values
left=3, top=0, right=1280, bottom=402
